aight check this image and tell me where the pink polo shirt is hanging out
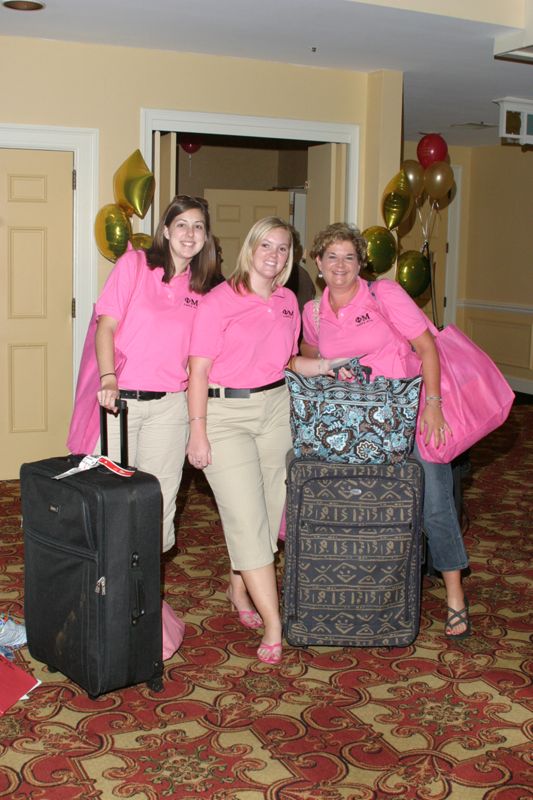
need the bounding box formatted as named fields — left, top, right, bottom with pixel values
left=95, top=248, right=202, bottom=391
left=302, top=278, right=428, bottom=380
left=189, top=281, right=300, bottom=387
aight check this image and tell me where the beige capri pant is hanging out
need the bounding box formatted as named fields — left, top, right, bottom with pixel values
left=98, top=391, right=188, bottom=553
left=203, top=384, right=292, bottom=572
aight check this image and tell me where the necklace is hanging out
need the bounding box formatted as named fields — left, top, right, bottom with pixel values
left=329, top=280, right=359, bottom=315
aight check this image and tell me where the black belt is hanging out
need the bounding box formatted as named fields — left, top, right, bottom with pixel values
left=208, top=378, right=286, bottom=399
left=119, top=390, right=167, bottom=401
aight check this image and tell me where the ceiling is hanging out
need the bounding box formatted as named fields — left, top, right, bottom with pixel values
left=2, top=0, right=533, bottom=147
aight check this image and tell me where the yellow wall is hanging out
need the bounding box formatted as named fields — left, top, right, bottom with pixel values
left=177, top=144, right=281, bottom=197
left=466, top=145, right=532, bottom=304
left=363, top=70, right=404, bottom=230
left=459, top=144, right=533, bottom=386
left=176, top=143, right=308, bottom=198
left=401, top=139, right=532, bottom=387
left=2, top=34, right=529, bottom=387
left=1, top=35, right=401, bottom=283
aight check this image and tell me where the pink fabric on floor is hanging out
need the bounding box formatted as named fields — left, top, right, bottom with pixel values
left=66, top=306, right=126, bottom=455
left=162, top=600, right=185, bottom=660
left=278, top=505, right=287, bottom=542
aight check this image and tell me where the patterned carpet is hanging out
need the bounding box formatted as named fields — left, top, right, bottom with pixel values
left=0, top=401, right=531, bottom=799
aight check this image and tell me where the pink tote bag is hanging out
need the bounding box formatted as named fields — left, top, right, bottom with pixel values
left=415, top=324, right=515, bottom=463
left=366, top=281, right=515, bottom=464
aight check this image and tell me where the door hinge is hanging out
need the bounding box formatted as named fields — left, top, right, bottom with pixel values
left=443, top=296, right=447, bottom=308
left=445, top=241, right=449, bottom=253
left=72, top=169, right=77, bottom=190
left=71, top=297, right=76, bottom=318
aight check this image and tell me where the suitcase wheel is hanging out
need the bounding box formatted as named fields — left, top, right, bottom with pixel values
left=148, top=676, right=164, bottom=693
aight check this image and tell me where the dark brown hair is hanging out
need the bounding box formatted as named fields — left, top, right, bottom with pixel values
left=146, top=195, right=218, bottom=294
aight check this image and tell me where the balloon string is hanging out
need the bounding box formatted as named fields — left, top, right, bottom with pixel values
left=416, top=204, right=428, bottom=242
left=428, top=247, right=439, bottom=328
left=421, top=226, right=438, bottom=328
left=427, top=203, right=436, bottom=242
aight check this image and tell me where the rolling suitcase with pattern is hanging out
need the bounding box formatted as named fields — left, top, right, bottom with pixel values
left=20, top=401, right=164, bottom=697
left=282, top=456, right=424, bottom=648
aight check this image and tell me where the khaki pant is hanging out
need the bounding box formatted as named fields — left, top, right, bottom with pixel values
left=98, top=392, right=188, bottom=552
left=203, top=385, right=292, bottom=571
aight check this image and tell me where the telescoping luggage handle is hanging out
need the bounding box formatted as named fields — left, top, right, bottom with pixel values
left=100, top=398, right=129, bottom=468
left=54, top=400, right=134, bottom=480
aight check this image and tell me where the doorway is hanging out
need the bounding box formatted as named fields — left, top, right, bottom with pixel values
left=139, top=109, right=359, bottom=232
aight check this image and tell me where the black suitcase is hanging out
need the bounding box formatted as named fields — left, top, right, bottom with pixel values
left=20, top=401, right=164, bottom=697
left=282, top=456, right=424, bottom=648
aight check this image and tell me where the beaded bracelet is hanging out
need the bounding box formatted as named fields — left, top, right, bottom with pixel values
left=189, top=416, right=207, bottom=422
left=425, top=395, right=443, bottom=406
left=99, top=372, right=116, bottom=379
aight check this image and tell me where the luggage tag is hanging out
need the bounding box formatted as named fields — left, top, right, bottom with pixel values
left=54, top=454, right=136, bottom=480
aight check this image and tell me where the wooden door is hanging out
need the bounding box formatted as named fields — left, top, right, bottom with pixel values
left=0, top=148, right=73, bottom=478
left=204, top=189, right=290, bottom=277
left=305, top=143, right=347, bottom=289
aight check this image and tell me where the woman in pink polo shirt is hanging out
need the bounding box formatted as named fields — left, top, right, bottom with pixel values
left=94, top=195, right=219, bottom=553
left=299, top=222, right=470, bottom=640
left=187, top=217, right=339, bottom=664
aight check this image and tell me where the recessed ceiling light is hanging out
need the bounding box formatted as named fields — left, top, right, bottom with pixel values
left=2, top=1, right=45, bottom=10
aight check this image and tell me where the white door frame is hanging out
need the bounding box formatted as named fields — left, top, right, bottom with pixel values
left=139, top=109, right=360, bottom=231
left=443, top=164, right=462, bottom=326
left=0, top=123, right=99, bottom=389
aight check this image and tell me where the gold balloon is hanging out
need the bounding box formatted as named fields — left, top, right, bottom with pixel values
left=381, top=170, right=414, bottom=230
left=94, top=203, right=132, bottom=262
left=113, top=149, right=155, bottom=219
left=363, top=226, right=397, bottom=275
left=131, top=233, right=153, bottom=251
left=423, top=161, right=454, bottom=201
left=401, top=159, right=424, bottom=198
left=397, top=250, right=431, bottom=298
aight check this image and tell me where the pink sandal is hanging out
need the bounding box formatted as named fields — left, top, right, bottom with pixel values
left=237, top=609, right=263, bottom=629
left=226, top=589, right=263, bottom=630
left=257, top=641, right=282, bottom=665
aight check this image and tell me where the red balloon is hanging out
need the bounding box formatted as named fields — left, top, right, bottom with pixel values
left=180, top=140, right=201, bottom=155
left=416, top=134, right=448, bottom=169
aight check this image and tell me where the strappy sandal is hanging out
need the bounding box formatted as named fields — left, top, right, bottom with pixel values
left=257, top=641, right=282, bottom=665
left=445, top=598, right=471, bottom=639
left=226, top=588, right=263, bottom=630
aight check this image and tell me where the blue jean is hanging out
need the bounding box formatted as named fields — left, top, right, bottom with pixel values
left=413, top=443, right=469, bottom=573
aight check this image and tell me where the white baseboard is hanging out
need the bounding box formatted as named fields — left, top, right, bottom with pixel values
left=457, top=299, right=533, bottom=315
left=505, top=375, right=533, bottom=395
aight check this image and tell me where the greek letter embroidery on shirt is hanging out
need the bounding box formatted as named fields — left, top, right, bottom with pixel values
left=184, top=297, right=199, bottom=309
left=354, top=312, right=371, bottom=325
left=282, top=309, right=294, bottom=317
